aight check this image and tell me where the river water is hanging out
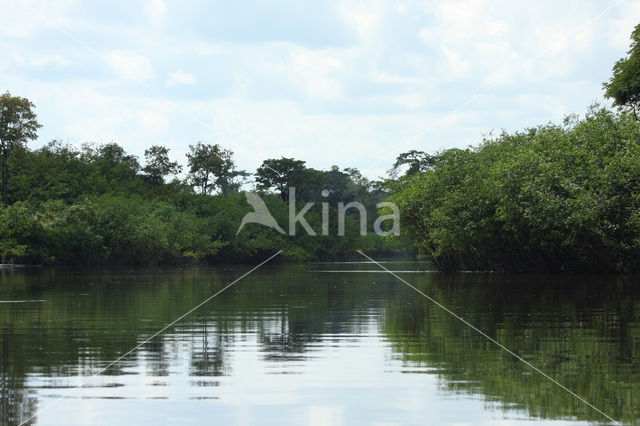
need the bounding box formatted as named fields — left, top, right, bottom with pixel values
left=1, top=261, right=638, bottom=425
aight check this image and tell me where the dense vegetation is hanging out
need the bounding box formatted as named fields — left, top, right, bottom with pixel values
left=0, top=140, right=400, bottom=265
left=4, top=102, right=640, bottom=270
left=392, top=107, right=640, bottom=272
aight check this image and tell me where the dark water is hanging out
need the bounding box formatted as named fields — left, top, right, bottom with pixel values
left=1, top=261, right=639, bottom=425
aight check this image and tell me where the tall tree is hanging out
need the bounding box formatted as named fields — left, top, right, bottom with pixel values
left=0, top=92, right=41, bottom=205
left=143, top=145, right=182, bottom=185
left=255, top=157, right=307, bottom=201
left=318, top=166, right=350, bottom=204
left=187, top=142, right=241, bottom=195
left=603, top=23, right=640, bottom=120
left=391, top=150, right=439, bottom=178
left=217, top=168, right=249, bottom=196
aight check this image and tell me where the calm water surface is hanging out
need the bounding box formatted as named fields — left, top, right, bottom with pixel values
left=1, top=261, right=639, bottom=425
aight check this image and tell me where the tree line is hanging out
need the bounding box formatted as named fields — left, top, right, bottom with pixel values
left=0, top=106, right=403, bottom=264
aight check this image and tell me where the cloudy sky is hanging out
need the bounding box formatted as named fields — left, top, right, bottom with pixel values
left=2, top=0, right=639, bottom=179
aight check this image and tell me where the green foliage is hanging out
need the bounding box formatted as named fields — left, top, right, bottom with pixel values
left=391, top=149, right=440, bottom=178
left=1, top=137, right=403, bottom=265
left=0, top=91, right=41, bottom=204
left=0, top=202, right=34, bottom=263
left=254, top=159, right=390, bottom=231
left=255, top=157, right=309, bottom=201
left=1, top=155, right=396, bottom=264
left=0, top=196, right=224, bottom=265
left=187, top=142, right=244, bottom=195
left=603, top=23, right=640, bottom=119
left=7, top=141, right=146, bottom=203
left=80, top=142, right=141, bottom=187
left=142, top=145, right=182, bottom=185
left=0, top=97, right=405, bottom=265
left=392, top=107, right=640, bottom=273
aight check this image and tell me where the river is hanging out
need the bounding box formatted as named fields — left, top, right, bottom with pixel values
left=1, top=261, right=638, bottom=425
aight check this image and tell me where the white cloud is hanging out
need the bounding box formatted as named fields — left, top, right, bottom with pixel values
left=165, top=70, right=196, bottom=86
left=9, top=53, right=69, bottom=68
left=605, top=2, right=640, bottom=48
left=145, top=0, right=167, bottom=25
left=337, top=0, right=385, bottom=42
left=139, top=110, right=169, bottom=133
left=0, top=0, right=76, bottom=38
left=289, top=49, right=344, bottom=100
left=440, top=46, right=469, bottom=78
left=107, top=51, right=155, bottom=80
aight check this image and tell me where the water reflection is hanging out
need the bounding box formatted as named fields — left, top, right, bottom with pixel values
left=1, top=328, right=38, bottom=425
left=0, top=264, right=638, bottom=425
left=381, top=273, right=640, bottom=423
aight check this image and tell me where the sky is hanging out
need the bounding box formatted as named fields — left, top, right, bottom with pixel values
left=1, top=0, right=640, bottom=179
